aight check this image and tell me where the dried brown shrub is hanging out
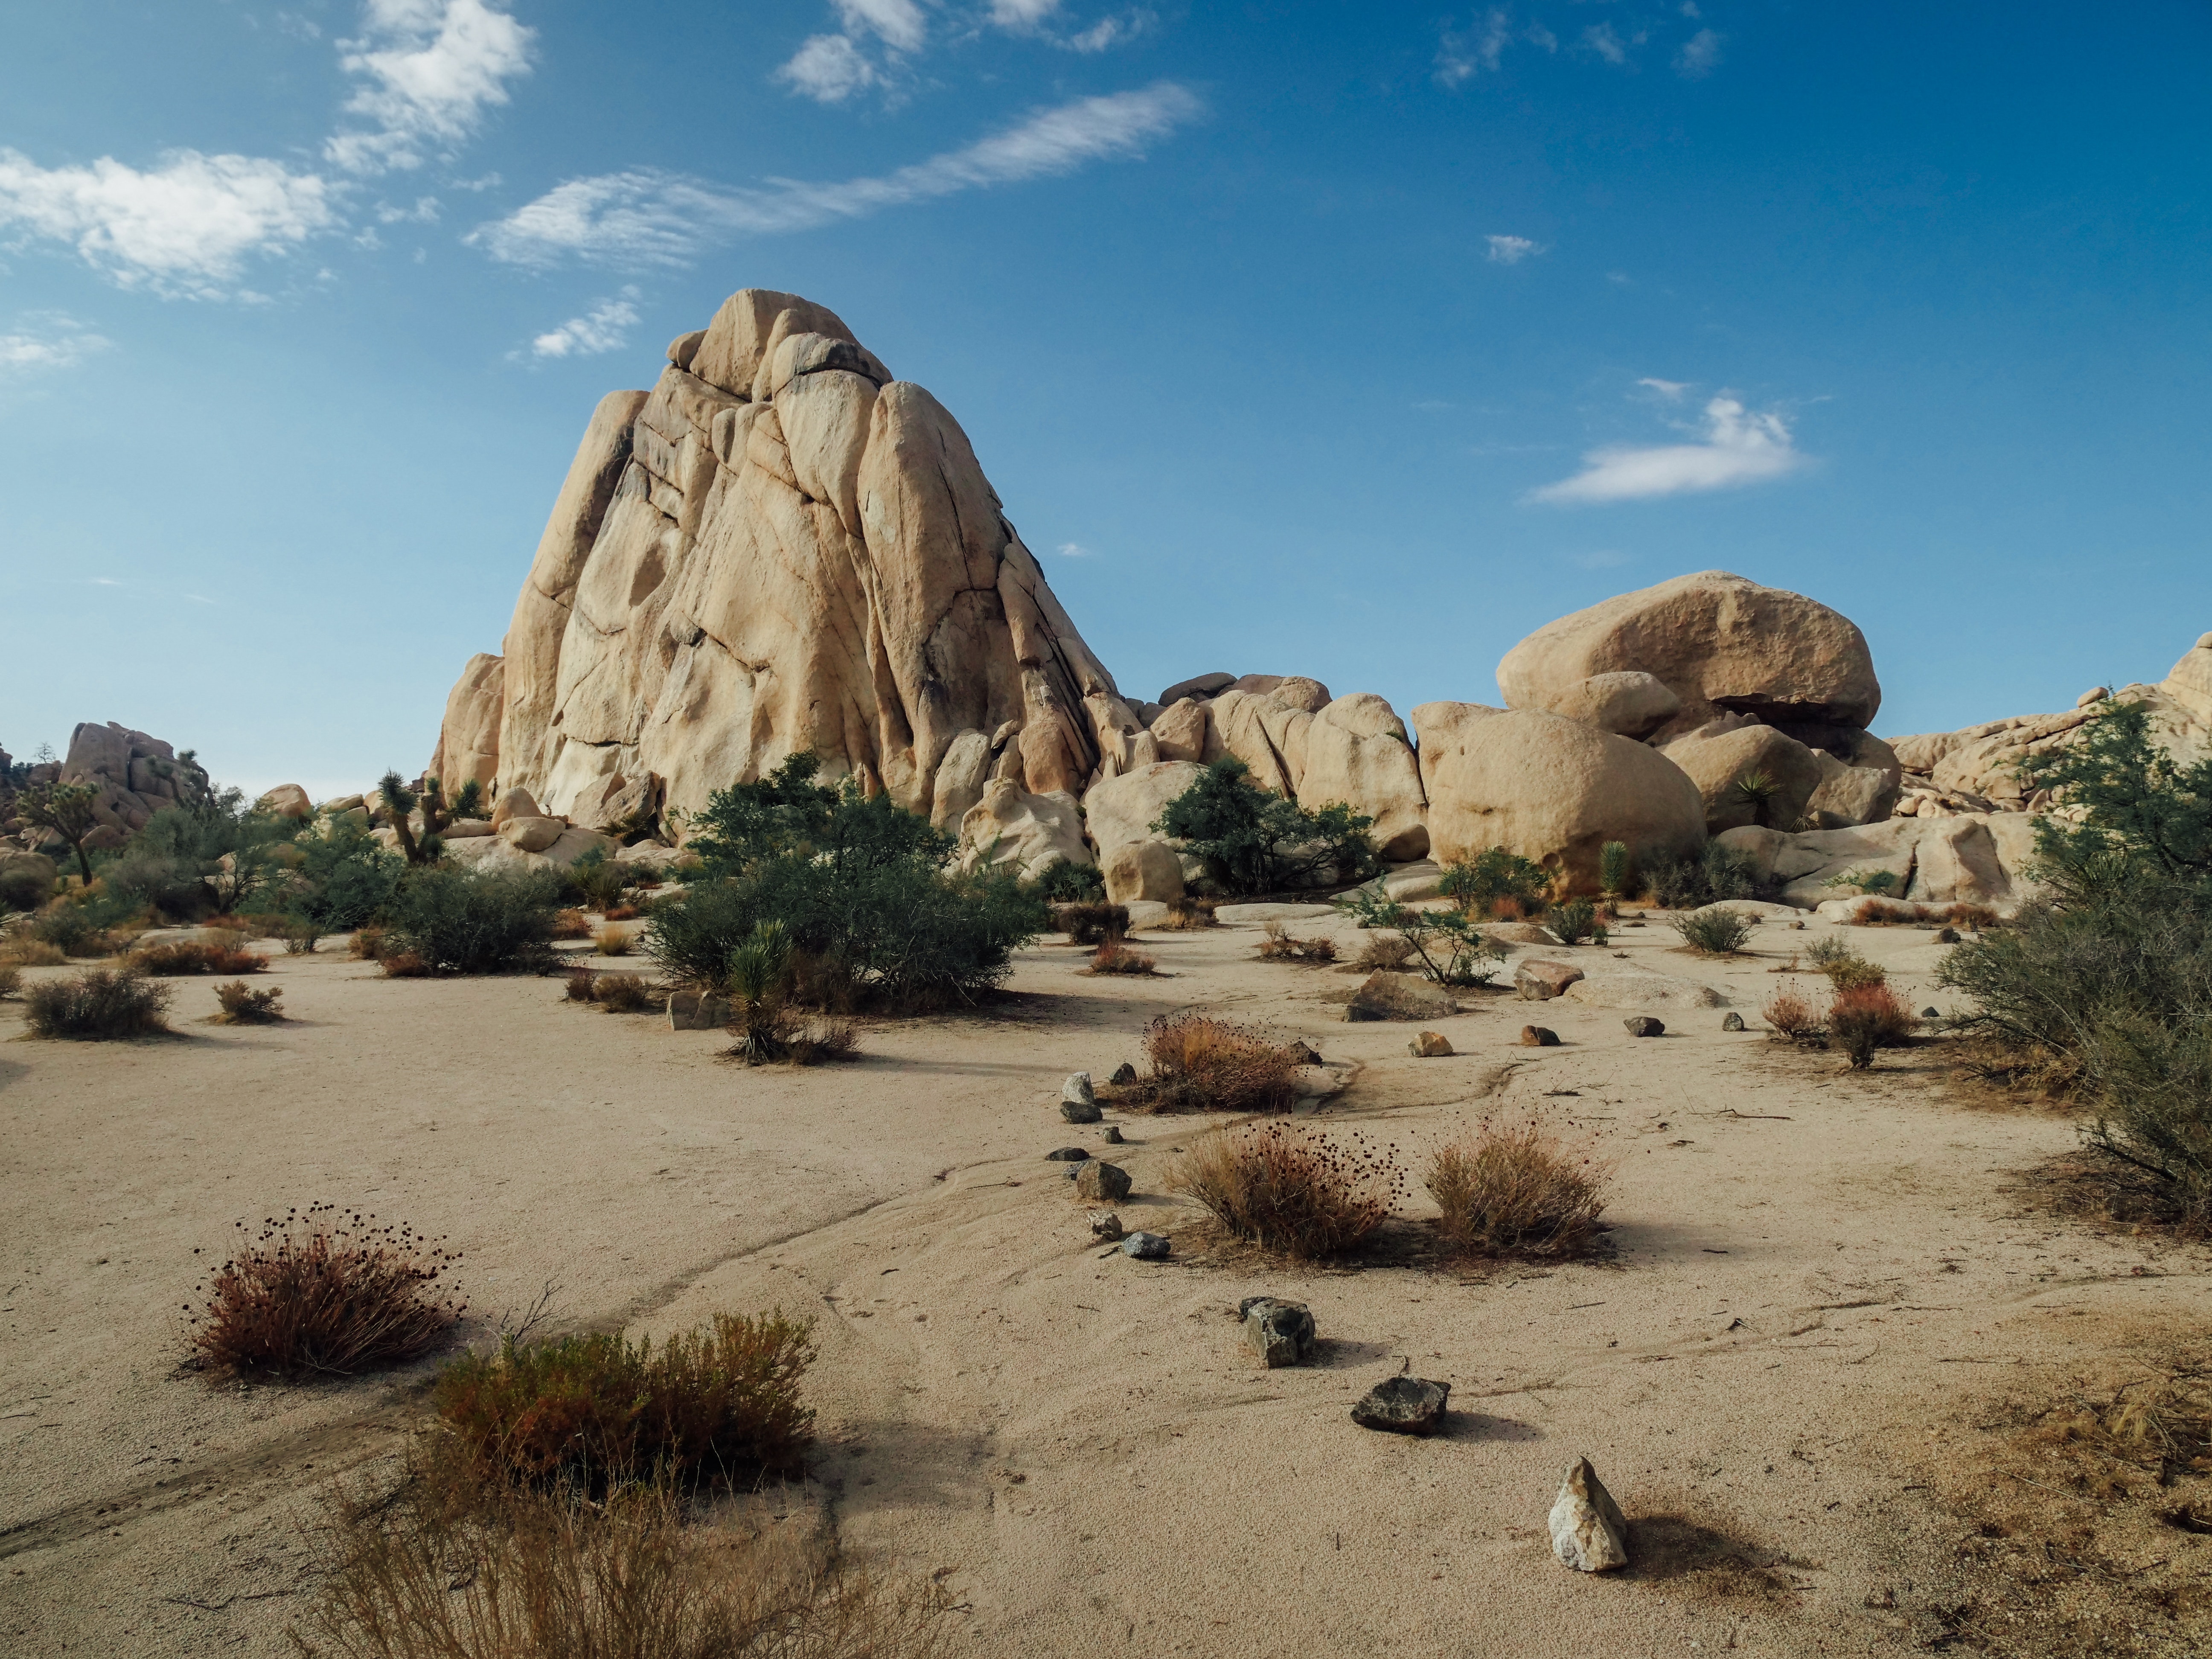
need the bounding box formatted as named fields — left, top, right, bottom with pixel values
left=188, top=1203, right=463, bottom=1377
left=1426, top=1120, right=1611, bottom=1259
left=0, top=963, right=19, bottom=998
left=562, top=965, right=597, bottom=1002
left=0, top=936, right=67, bottom=967
left=1158, top=896, right=1219, bottom=930
left=128, top=938, right=269, bottom=976
left=1828, top=980, right=1917, bottom=1067
left=23, top=968, right=172, bottom=1039
left=381, top=951, right=432, bottom=978
left=213, top=980, right=285, bottom=1023
left=1059, top=901, right=1129, bottom=946
left=593, top=923, right=636, bottom=956
left=1353, top=932, right=1417, bottom=972
left=1126, top=1013, right=1298, bottom=1114
left=602, top=903, right=642, bottom=922
left=1089, top=940, right=1157, bottom=975
left=592, top=972, right=658, bottom=1013
left=1171, top=1122, right=1405, bottom=1259
left=350, top=924, right=391, bottom=960
left=551, top=907, right=593, bottom=940
left=1762, top=985, right=1819, bottom=1040
left=1257, top=921, right=1336, bottom=963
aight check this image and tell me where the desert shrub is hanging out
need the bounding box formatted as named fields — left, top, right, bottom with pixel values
left=1598, top=839, right=1631, bottom=899
left=1127, top=1013, right=1298, bottom=1114
left=1549, top=898, right=1606, bottom=946
left=651, top=757, right=1045, bottom=1010
left=1353, top=931, right=1417, bottom=972
left=213, top=980, right=285, bottom=1023
left=434, top=1311, right=815, bottom=1493
left=1806, top=934, right=1885, bottom=989
left=1671, top=907, right=1757, bottom=956
left=1828, top=981, right=1916, bottom=1067
left=127, top=788, right=298, bottom=917
left=1060, top=900, right=1129, bottom=946
left=1152, top=757, right=1378, bottom=896
left=381, top=951, right=432, bottom=978
left=1159, top=895, right=1219, bottom=930
left=1027, top=860, right=1106, bottom=904
left=188, top=1204, right=462, bottom=1377
left=569, top=847, right=631, bottom=913
left=1257, top=921, right=1336, bottom=963
left=1171, top=1123, right=1405, bottom=1259
left=1439, top=847, right=1551, bottom=919
left=593, top=973, right=658, bottom=1013
left=1647, top=842, right=1762, bottom=909
left=289, top=818, right=405, bottom=934
left=0, top=859, right=52, bottom=912
left=279, top=917, right=320, bottom=955
left=128, top=938, right=269, bottom=975
left=1822, top=865, right=1902, bottom=896
left=1336, top=886, right=1505, bottom=985
left=1089, top=940, right=1157, bottom=975
left=562, top=966, right=597, bottom=1002
left=593, top=923, right=635, bottom=957
left=24, top=968, right=171, bottom=1038
left=604, top=903, right=642, bottom=922
left=349, top=923, right=389, bottom=960
left=0, top=936, right=66, bottom=966
left=1763, top=986, right=1819, bottom=1041
left=26, top=901, right=109, bottom=955
left=383, top=868, right=562, bottom=975
left=0, top=963, right=19, bottom=998
left=552, top=906, right=592, bottom=940
left=291, top=1470, right=946, bottom=1659
left=1426, top=1121, right=1611, bottom=1259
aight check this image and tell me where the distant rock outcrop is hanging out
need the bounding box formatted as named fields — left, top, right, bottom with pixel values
left=3, top=722, right=211, bottom=854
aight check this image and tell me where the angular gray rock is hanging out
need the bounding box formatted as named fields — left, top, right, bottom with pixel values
left=1120, top=1231, right=1170, bottom=1260
left=1074, top=1161, right=1132, bottom=1202
left=1722, top=1011, right=1746, bottom=1031
left=1347, top=971, right=1458, bottom=1022
left=1060, top=1071, right=1103, bottom=1123
left=667, top=989, right=731, bottom=1030
left=1350, top=1374, right=1450, bottom=1434
left=1240, top=1297, right=1317, bottom=1367
left=1045, top=1147, right=1090, bottom=1162
left=1548, top=1457, right=1630, bottom=1572
left=1624, top=1016, right=1666, bottom=1037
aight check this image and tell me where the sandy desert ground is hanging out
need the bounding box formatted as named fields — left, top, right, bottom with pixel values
left=5, top=904, right=2210, bottom=1657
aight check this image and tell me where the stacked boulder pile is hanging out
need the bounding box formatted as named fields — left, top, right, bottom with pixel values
left=3, top=722, right=212, bottom=855
left=411, top=283, right=2206, bottom=912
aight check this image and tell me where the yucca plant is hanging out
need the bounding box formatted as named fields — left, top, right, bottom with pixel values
left=728, top=921, right=796, bottom=1065
left=1732, top=769, right=1783, bottom=828
left=1598, top=841, right=1630, bottom=903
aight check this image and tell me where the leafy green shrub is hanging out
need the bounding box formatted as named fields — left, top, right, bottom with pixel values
left=24, top=968, right=171, bottom=1038
left=433, top=1311, right=816, bottom=1493
left=1028, top=860, right=1106, bottom=903
left=1671, top=907, right=1757, bottom=955
left=569, top=846, right=631, bottom=913
left=1427, top=1120, right=1611, bottom=1259
left=1336, top=887, right=1505, bottom=985
left=383, top=869, right=562, bottom=975
left=1822, top=866, right=1901, bottom=896
left=1151, top=757, right=1378, bottom=896
left=1549, top=898, right=1606, bottom=946
left=214, top=980, right=286, bottom=1023
left=25, top=902, right=110, bottom=956
left=1806, top=934, right=1884, bottom=988
left=1647, top=842, right=1762, bottom=909
left=1439, top=847, right=1551, bottom=919
left=1059, top=900, right=1129, bottom=946
left=289, top=819, right=405, bottom=934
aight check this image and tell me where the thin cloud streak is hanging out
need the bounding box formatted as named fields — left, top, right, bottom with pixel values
left=472, top=82, right=1205, bottom=268
left=1529, top=396, right=1809, bottom=504
left=530, top=290, right=642, bottom=358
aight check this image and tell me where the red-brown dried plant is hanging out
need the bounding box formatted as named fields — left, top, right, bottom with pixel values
left=1171, top=1123, right=1406, bottom=1259
left=1089, top=940, right=1158, bottom=975
left=1426, top=1119, right=1612, bottom=1260
left=1763, top=985, right=1819, bottom=1041
left=1131, top=1013, right=1298, bottom=1114
left=188, top=1203, right=463, bottom=1377
left=1828, top=981, right=1918, bottom=1068
left=128, top=939, right=268, bottom=976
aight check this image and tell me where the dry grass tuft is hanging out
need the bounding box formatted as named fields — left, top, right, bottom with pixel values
left=293, top=1466, right=949, bottom=1659
left=1124, top=1013, right=1298, bottom=1114
left=213, top=979, right=285, bottom=1023
left=23, top=968, right=171, bottom=1039
left=1425, top=1120, right=1612, bottom=1260
left=562, top=965, right=597, bottom=1002
left=1158, top=896, right=1218, bottom=930
left=188, top=1203, right=463, bottom=1378
left=433, top=1311, right=815, bottom=1493
left=1171, top=1122, right=1405, bottom=1259
left=128, top=938, right=269, bottom=976
left=1088, top=940, right=1157, bottom=975
left=592, top=972, right=659, bottom=1013
left=381, top=950, right=432, bottom=978
left=1257, top=921, right=1337, bottom=963
left=593, top=923, right=636, bottom=957
left=551, top=906, right=593, bottom=940
left=1353, top=931, right=1418, bottom=972
left=0, top=936, right=68, bottom=967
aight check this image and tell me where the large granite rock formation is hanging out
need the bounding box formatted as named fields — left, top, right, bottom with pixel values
left=440, top=288, right=1121, bottom=832
left=4, top=722, right=212, bottom=854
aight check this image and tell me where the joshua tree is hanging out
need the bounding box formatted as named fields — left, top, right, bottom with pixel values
left=377, top=771, right=444, bottom=866
left=17, top=780, right=103, bottom=883
left=1731, top=769, right=1783, bottom=829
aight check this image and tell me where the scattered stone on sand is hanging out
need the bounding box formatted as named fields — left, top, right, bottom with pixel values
left=1286, top=1039, right=1324, bottom=1065
left=1061, top=1072, right=1103, bottom=1123
left=1516, top=960, right=1585, bottom=1001
left=1075, top=1161, right=1132, bottom=1202
left=1100, top=1125, right=1124, bottom=1144
left=667, top=989, right=731, bottom=1031
left=1520, top=1025, right=1560, bottom=1047
left=1089, top=1211, right=1124, bottom=1241
left=1548, top=1457, right=1631, bottom=1572
left=1121, top=1231, right=1170, bottom=1260
left=1922, top=1006, right=1941, bottom=1019
left=1045, top=1147, right=1090, bottom=1162
left=1240, top=1297, right=1317, bottom=1367
left=1409, top=1031, right=1453, bottom=1058
left=1935, top=926, right=1960, bottom=943
left=1722, top=1012, right=1746, bottom=1032
left=1347, top=971, right=1457, bottom=1022
left=1624, top=1016, right=1666, bottom=1038
left=1351, top=1375, right=1450, bottom=1435
left=1109, top=1062, right=1137, bottom=1085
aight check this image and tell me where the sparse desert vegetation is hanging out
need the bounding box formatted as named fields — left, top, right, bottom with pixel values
left=1170, top=1122, right=1406, bottom=1259
left=1122, top=1012, right=1299, bottom=1114
left=1426, top=1121, right=1612, bottom=1260
left=23, top=966, right=171, bottom=1038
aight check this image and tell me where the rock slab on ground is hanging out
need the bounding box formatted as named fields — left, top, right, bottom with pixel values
left=1624, top=1016, right=1666, bottom=1038
left=1347, top=971, right=1457, bottom=1022
left=1120, top=1231, right=1170, bottom=1260
left=1350, top=1375, right=1451, bottom=1435
left=1408, top=1031, right=1453, bottom=1057
left=1515, top=960, right=1585, bottom=1001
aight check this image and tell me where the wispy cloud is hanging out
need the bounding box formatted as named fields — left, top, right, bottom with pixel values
left=1636, top=376, right=1689, bottom=400
left=776, top=34, right=884, bottom=102
left=326, top=0, right=536, bottom=175
left=990, top=0, right=1062, bottom=26
left=0, top=148, right=335, bottom=297
left=1055, top=541, right=1089, bottom=557
left=1676, top=27, right=1721, bottom=76
left=1581, top=22, right=1630, bottom=65
left=472, top=82, right=1205, bottom=268
left=1436, top=8, right=1510, bottom=86
left=1529, top=395, right=1809, bottom=504
left=530, top=288, right=642, bottom=358
left=838, top=0, right=926, bottom=51
left=0, top=312, right=113, bottom=376
left=1485, top=233, right=1544, bottom=265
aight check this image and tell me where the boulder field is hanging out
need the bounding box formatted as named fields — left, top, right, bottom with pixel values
left=394, top=285, right=2204, bottom=905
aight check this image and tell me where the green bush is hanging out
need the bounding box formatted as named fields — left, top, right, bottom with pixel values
left=288, top=820, right=405, bottom=934
left=1151, top=757, right=1377, bottom=896
left=1439, top=847, right=1551, bottom=919
left=1647, top=842, right=1761, bottom=909
left=1671, top=907, right=1758, bottom=955
left=24, top=968, right=172, bottom=1038
left=25, top=901, right=109, bottom=955
left=1337, top=886, right=1506, bottom=986
left=383, top=869, right=562, bottom=975
left=1550, top=898, right=1606, bottom=946
left=1027, top=859, right=1106, bottom=904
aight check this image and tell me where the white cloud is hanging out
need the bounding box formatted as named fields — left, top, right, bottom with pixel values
left=1531, top=396, right=1805, bottom=506
left=1531, top=396, right=1808, bottom=504
left=1676, top=27, right=1722, bottom=77
left=1055, top=541, right=1089, bottom=557
left=1485, top=233, right=1543, bottom=265
left=836, top=0, right=926, bottom=51
left=1581, top=23, right=1629, bottom=65
left=0, top=313, right=112, bottom=376
left=530, top=289, right=642, bottom=358
left=1636, top=377, right=1689, bottom=400
left=1065, top=13, right=1146, bottom=52
left=377, top=195, right=441, bottom=222
left=325, top=0, right=536, bottom=175
left=1436, top=8, right=1511, bottom=87
left=775, top=34, right=883, bottom=102
left=990, top=0, right=1061, bottom=26
left=473, top=82, right=1205, bottom=267
left=0, top=148, right=335, bottom=297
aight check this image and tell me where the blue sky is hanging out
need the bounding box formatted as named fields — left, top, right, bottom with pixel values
left=3, top=1, right=2208, bottom=796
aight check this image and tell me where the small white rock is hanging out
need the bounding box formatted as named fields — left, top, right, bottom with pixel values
left=1549, top=1456, right=1630, bottom=1572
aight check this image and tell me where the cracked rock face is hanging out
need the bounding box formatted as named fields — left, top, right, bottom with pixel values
left=443, top=288, right=1120, bottom=830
